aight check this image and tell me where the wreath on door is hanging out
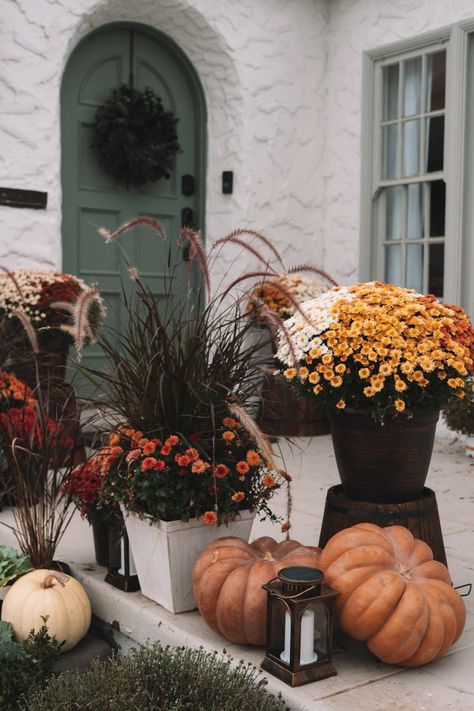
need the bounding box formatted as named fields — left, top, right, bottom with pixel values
left=93, top=84, right=181, bottom=188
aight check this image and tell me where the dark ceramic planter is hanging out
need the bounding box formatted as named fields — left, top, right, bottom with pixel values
left=328, top=409, right=440, bottom=503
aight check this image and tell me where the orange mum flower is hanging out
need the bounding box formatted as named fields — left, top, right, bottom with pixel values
left=222, top=430, right=236, bottom=441
left=160, top=444, right=172, bottom=456
left=185, top=447, right=200, bottom=462
left=192, top=459, right=209, bottom=474
left=165, top=435, right=180, bottom=447
left=262, top=474, right=276, bottom=488
left=246, top=450, right=261, bottom=466
left=223, top=417, right=239, bottom=428
left=141, top=457, right=166, bottom=472
left=215, top=463, right=230, bottom=478
left=175, top=454, right=190, bottom=467
left=231, top=491, right=245, bottom=503
left=203, top=511, right=217, bottom=525
left=236, top=461, right=250, bottom=475
left=108, top=433, right=121, bottom=446
left=143, top=441, right=157, bottom=455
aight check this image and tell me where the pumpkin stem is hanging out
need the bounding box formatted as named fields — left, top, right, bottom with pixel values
left=263, top=551, right=275, bottom=562
left=42, top=572, right=69, bottom=589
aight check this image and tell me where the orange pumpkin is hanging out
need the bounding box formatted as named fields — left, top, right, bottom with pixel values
left=193, top=536, right=322, bottom=646
left=319, top=523, right=466, bottom=667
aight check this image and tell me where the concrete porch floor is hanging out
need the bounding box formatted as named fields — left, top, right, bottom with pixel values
left=1, top=426, right=473, bottom=710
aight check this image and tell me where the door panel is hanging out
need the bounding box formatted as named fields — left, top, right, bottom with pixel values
left=61, top=24, right=205, bottom=393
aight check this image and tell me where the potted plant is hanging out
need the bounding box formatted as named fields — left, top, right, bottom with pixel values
left=443, top=379, right=474, bottom=456
left=83, top=219, right=291, bottom=612
left=276, top=281, right=474, bottom=503
left=247, top=270, right=337, bottom=436
left=63, top=453, right=122, bottom=569
left=0, top=366, right=93, bottom=570
left=0, top=269, right=105, bottom=385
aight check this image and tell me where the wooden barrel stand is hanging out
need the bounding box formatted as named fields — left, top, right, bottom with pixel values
left=318, top=485, right=447, bottom=566
left=258, top=373, right=331, bottom=437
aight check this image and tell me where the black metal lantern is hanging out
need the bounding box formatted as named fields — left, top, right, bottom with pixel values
left=261, top=566, right=339, bottom=687
left=104, top=511, right=140, bottom=593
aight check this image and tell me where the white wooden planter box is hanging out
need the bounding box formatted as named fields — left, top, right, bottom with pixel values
left=122, top=508, right=255, bottom=613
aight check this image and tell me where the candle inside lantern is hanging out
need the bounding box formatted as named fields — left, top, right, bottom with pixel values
left=119, top=538, right=137, bottom=576
left=280, top=608, right=318, bottom=665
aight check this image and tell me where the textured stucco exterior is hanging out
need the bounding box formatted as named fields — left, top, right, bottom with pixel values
left=1, top=0, right=474, bottom=285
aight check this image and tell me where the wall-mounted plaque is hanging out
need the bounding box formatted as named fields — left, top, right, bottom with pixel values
left=0, top=187, right=48, bottom=210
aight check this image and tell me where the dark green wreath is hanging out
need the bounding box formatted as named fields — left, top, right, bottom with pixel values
left=93, top=84, right=181, bottom=187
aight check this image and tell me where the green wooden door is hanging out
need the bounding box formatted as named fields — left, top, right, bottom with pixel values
left=61, top=24, right=206, bottom=389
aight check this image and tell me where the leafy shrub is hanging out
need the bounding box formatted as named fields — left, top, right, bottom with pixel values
left=0, top=545, right=32, bottom=588
left=0, top=619, right=62, bottom=710
left=26, top=642, right=288, bottom=710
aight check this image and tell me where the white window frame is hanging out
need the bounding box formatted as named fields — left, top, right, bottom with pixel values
left=360, top=20, right=474, bottom=317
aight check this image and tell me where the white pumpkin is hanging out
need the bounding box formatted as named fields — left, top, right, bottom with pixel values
left=1, top=569, right=91, bottom=652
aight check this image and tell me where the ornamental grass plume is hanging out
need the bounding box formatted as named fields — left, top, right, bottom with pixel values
left=277, top=281, right=474, bottom=420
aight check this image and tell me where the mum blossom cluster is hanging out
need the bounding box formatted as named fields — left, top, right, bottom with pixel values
left=0, top=370, right=35, bottom=412
left=83, top=419, right=281, bottom=526
left=247, top=272, right=331, bottom=320
left=277, top=281, right=474, bottom=417
left=0, top=269, right=105, bottom=347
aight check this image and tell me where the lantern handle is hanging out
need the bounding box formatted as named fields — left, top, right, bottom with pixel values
left=265, top=576, right=321, bottom=600
left=454, top=583, right=472, bottom=597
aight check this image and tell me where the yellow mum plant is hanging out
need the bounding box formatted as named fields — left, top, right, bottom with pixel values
left=276, top=281, right=474, bottom=419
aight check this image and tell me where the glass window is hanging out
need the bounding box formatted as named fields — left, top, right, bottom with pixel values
left=377, top=48, right=446, bottom=297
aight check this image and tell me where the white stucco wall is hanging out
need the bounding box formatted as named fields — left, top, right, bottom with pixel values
left=0, top=0, right=328, bottom=285
left=2, top=0, right=474, bottom=287
left=323, top=0, right=474, bottom=283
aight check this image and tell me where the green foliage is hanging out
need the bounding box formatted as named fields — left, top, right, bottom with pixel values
left=443, top=380, right=474, bottom=436
left=94, top=84, right=181, bottom=187
left=0, top=617, right=62, bottom=711
left=26, top=642, right=289, bottom=711
left=0, top=545, right=32, bottom=587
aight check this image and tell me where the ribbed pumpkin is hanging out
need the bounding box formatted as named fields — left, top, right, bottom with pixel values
left=193, top=536, right=321, bottom=646
left=1, top=569, right=91, bottom=652
left=319, top=523, right=466, bottom=667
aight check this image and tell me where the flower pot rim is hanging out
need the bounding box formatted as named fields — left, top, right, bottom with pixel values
left=120, top=505, right=255, bottom=532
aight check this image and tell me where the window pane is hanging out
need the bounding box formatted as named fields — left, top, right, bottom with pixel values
left=403, top=57, right=422, bottom=116
left=402, top=119, right=420, bottom=177
left=386, top=186, right=404, bottom=240
left=426, top=51, right=446, bottom=111
left=407, top=183, right=423, bottom=239
left=383, top=64, right=399, bottom=120
left=406, top=244, right=424, bottom=293
left=429, top=243, right=444, bottom=297
left=429, top=180, right=446, bottom=237
left=382, top=124, right=398, bottom=179
left=426, top=116, right=444, bottom=172
left=385, top=244, right=401, bottom=285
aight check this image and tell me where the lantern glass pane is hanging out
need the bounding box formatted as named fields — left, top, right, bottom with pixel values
left=268, top=597, right=287, bottom=663
left=307, top=601, right=328, bottom=661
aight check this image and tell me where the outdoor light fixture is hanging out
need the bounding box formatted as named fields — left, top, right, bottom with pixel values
left=261, top=566, right=339, bottom=687
left=104, top=515, right=140, bottom=593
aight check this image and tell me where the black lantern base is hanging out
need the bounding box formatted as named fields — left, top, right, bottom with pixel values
left=105, top=569, right=140, bottom=593
left=261, top=656, right=337, bottom=687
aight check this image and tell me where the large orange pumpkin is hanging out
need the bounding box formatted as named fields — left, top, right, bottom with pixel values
left=193, top=536, right=321, bottom=646
left=319, top=523, right=466, bottom=667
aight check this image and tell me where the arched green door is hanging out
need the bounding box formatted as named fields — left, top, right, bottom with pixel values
left=61, top=24, right=206, bottom=383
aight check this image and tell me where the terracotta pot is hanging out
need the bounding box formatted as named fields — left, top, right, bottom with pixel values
left=328, top=409, right=439, bottom=503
